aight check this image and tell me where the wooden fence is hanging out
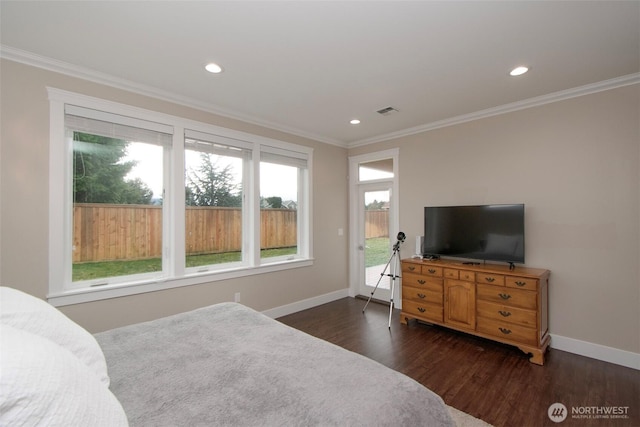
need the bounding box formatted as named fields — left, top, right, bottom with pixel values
left=365, top=209, right=389, bottom=239
left=73, top=204, right=388, bottom=263
left=73, top=204, right=297, bottom=263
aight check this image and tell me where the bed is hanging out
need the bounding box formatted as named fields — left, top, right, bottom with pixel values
left=1, top=287, right=454, bottom=426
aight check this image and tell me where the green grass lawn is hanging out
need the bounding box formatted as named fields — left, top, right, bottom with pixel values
left=365, top=237, right=391, bottom=267
left=73, top=247, right=297, bottom=281
left=73, top=241, right=391, bottom=282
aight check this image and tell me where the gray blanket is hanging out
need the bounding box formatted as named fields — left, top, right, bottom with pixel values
left=96, top=302, right=454, bottom=426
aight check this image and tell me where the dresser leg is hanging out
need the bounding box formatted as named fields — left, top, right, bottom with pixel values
left=400, top=314, right=412, bottom=325
left=528, top=350, right=545, bottom=365
left=518, top=335, right=550, bottom=365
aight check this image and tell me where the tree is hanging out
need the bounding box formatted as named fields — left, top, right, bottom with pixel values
left=73, top=133, right=153, bottom=204
left=366, top=199, right=386, bottom=210
left=185, top=153, right=242, bottom=207
left=262, top=196, right=283, bottom=209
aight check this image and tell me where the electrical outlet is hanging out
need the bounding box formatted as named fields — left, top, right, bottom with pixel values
left=234, top=292, right=241, bottom=303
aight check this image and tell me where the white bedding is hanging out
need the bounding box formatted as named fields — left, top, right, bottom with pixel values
left=0, top=287, right=127, bottom=427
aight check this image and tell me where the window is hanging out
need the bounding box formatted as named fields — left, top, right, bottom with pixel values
left=358, top=158, right=394, bottom=181
left=48, top=89, right=312, bottom=305
left=184, top=130, right=249, bottom=271
left=260, top=147, right=309, bottom=261
left=66, top=106, right=171, bottom=288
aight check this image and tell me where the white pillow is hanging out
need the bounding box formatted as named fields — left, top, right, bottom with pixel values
left=0, top=287, right=110, bottom=386
left=0, top=324, right=129, bottom=427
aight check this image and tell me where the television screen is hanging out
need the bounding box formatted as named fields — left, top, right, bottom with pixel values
left=423, top=204, right=525, bottom=264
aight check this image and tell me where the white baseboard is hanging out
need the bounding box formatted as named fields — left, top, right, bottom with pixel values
left=261, top=288, right=349, bottom=319
left=550, top=334, right=640, bottom=370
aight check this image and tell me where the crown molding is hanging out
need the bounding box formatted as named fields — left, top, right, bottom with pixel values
left=2, top=45, right=636, bottom=150
left=348, top=72, right=640, bottom=148
left=0, top=45, right=346, bottom=148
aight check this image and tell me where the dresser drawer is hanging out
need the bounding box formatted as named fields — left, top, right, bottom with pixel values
left=477, top=317, right=538, bottom=346
left=402, top=300, right=443, bottom=323
left=402, top=273, right=443, bottom=290
left=476, top=273, right=505, bottom=286
left=403, top=285, right=443, bottom=305
left=477, top=300, right=537, bottom=328
left=422, top=266, right=443, bottom=277
left=506, top=276, right=538, bottom=292
left=459, top=270, right=475, bottom=281
left=444, top=268, right=459, bottom=279
left=402, top=263, right=421, bottom=274
left=477, top=284, right=537, bottom=310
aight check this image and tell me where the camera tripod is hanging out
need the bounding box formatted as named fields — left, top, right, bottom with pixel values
left=362, top=232, right=405, bottom=329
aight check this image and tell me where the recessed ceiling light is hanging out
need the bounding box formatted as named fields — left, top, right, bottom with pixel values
left=350, top=119, right=361, bottom=125
left=205, top=62, right=223, bottom=74
left=510, top=66, right=529, bottom=76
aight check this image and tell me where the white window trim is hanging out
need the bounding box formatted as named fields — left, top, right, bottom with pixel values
left=47, top=88, right=313, bottom=306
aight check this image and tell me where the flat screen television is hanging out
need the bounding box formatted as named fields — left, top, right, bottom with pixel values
left=423, top=204, right=525, bottom=264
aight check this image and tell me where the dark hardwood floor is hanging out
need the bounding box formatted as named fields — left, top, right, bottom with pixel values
left=277, top=297, right=639, bottom=427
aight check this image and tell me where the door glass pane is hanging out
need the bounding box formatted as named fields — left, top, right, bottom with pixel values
left=364, top=190, right=391, bottom=289
left=72, top=136, right=163, bottom=282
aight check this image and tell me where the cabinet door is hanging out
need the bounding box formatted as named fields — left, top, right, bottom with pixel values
left=444, top=279, right=476, bottom=331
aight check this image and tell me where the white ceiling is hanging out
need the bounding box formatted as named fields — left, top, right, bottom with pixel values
left=1, top=1, right=638, bottom=147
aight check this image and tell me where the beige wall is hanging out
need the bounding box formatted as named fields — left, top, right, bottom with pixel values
left=2, top=57, right=638, bottom=358
left=0, top=59, right=349, bottom=332
left=350, top=84, right=640, bottom=354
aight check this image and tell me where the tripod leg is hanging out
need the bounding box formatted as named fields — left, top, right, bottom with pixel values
left=362, top=251, right=394, bottom=313
left=387, top=251, right=399, bottom=328
left=388, top=285, right=394, bottom=329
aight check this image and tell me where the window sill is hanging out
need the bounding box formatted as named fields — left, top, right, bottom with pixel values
left=48, top=258, right=314, bottom=307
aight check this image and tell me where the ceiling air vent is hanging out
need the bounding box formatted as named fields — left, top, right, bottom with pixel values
left=376, top=106, right=399, bottom=116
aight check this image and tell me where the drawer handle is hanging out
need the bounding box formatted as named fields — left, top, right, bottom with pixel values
left=418, top=279, right=426, bottom=285
left=498, top=327, right=512, bottom=335
left=417, top=293, right=426, bottom=299
left=428, top=269, right=436, bottom=274
left=515, top=281, right=527, bottom=287
left=498, top=310, right=512, bottom=317
left=498, top=293, right=511, bottom=300
left=485, top=277, right=495, bottom=283
left=408, top=266, right=416, bottom=271
left=418, top=307, right=426, bottom=313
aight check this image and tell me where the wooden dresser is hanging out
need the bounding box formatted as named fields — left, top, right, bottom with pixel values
left=400, top=258, right=550, bottom=365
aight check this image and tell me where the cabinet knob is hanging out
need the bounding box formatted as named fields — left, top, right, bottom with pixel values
left=498, top=310, right=512, bottom=317
left=485, top=277, right=495, bottom=283
left=417, top=293, right=426, bottom=299
left=418, top=307, right=426, bottom=313
left=428, top=269, right=436, bottom=274
left=498, top=327, right=512, bottom=335
left=498, top=293, right=511, bottom=300
left=515, top=281, right=526, bottom=287
left=418, top=279, right=426, bottom=285
left=408, top=266, right=416, bottom=271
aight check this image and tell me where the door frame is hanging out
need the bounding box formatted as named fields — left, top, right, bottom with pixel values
left=348, top=148, right=400, bottom=306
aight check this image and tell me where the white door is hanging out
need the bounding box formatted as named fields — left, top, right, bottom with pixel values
left=357, top=184, right=395, bottom=302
